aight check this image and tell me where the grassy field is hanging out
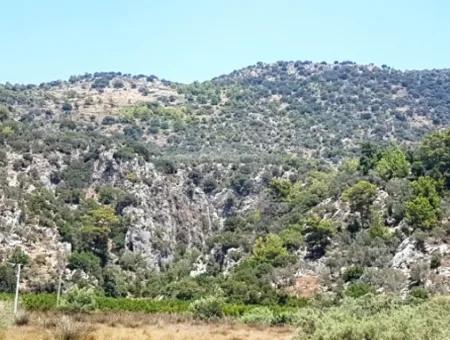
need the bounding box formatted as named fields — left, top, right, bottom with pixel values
left=2, top=293, right=450, bottom=339
left=0, top=311, right=295, bottom=340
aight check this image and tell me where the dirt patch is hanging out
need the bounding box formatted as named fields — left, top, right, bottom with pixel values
left=286, top=274, right=321, bottom=298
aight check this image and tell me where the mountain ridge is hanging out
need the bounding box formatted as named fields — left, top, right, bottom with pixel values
left=0, top=60, right=449, bottom=302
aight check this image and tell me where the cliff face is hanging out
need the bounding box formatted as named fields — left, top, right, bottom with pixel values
left=1, top=63, right=450, bottom=297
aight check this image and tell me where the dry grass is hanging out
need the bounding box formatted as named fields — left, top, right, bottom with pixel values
left=0, top=301, right=14, bottom=329
left=0, top=311, right=295, bottom=340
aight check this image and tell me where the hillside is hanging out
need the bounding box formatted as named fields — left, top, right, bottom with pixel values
left=0, top=61, right=450, bottom=303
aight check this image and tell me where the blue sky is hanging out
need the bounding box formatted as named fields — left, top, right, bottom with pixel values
left=1, top=0, right=449, bottom=84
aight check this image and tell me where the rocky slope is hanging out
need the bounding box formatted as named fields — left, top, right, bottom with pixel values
left=0, top=62, right=450, bottom=299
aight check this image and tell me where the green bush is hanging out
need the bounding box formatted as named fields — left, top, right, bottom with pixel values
left=410, top=287, right=429, bottom=300
left=97, top=297, right=189, bottom=313
left=273, top=310, right=299, bottom=325
left=252, top=233, right=290, bottom=266
left=102, top=265, right=128, bottom=298
left=22, top=293, right=56, bottom=311
left=295, top=295, right=450, bottom=340
left=0, top=105, right=10, bottom=121
left=0, top=265, right=16, bottom=292
left=189, top=295, right=224, bottom=320
left=154, top=159, right=177, bottom=174
left=375, top=146, right=410, bottom=180
left=345, top=283, right=374, bottom=298
left=343, top=266, right=364, bottom=282
left=430, top=253, right=441, bottom=269
left=68, top=251, right=102, bottom=275
left=60, top=160, right=93, bottom=188
left=202, top=176, right=217, bottom=193
left=240, top=306, right=275, bottom=325
left=60, top=286, right=97, bottom=312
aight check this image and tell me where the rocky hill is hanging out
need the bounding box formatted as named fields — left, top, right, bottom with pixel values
left=0, top=61, right=450, bottom=302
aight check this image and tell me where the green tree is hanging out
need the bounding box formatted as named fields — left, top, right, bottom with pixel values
left=358, top=142, right=381, bottom=175
left=0, top=105, right=10, bottom=121
left=405, top=197, right=439, bottom=230
left=102, top=265, right=128, bottom=297
left=80, top=203, right=120, bottom=263
left=410, top=176, right=441, bottom=209
left=343, top=180, right=378, bottom=227
left=0, top=264, right=16, bottom=292
left=279, top=225, right=304, bottom=251
left=252, top=234, right=289, bottom=265
left=375, top=146, right=410, bottom=180
left=8, top=248, right=29, bottom=265
left=368, top=209, right=391, bottom=240
left=303, top=216, right=335, bottom=259
left=68, top=251, right=102, bottom=276
left=405, top=176, right=441, bottom=230
left=270, top=178, right=292, bottom=198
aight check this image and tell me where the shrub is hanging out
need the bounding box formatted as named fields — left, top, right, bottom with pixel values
left=101, top=116, right=116, bottom=125
left=189, top=295, right=224, bottom=320
left=0, top=150, right=8, bottom=166
left=295, top=296, right=450, bottom=340
left=430, top=253, right=441, bottom=269
left=273, top=310, right=299, bottom=325
left=303, top=216, right=335, bottom=259
left=113, top=147, right=136, bottom=161
left=62, top=102, right=73, bottom=112
left=91, top=78, right=110, bottom=90
left=279, top=226, right=303, bottom=251
left=252, top=233, right=290, bottom=266
left=270, top=178, right=292, bottom=198
left=154, top=159, right=177, bottom=174
left=375, top=146, right=410, bottom=180
left=22, top=294, right=56, bottom=311
left=410, top=287, right=429, bottom=300
left=14, top=311, right=29, bottom=326
left=102, top=266, right=127, bottom=298
left=68, top=251, right=101, bottom=276
left=405, top=196, right=439, bottom=230
left=60, top=286, right=97, bottom=312
left=0, top=105, right=10, bottom=121
left=405, top=176, right=441, bottom=230
left=345, top=283, right=374, bottom=298
left=231, top=175, right=253, bottom=196
left=60, top=160, right=93, bottom=189
left=54, top=315, right=92, bottom=340
left=96, top=296, right=189, bottom=313
left=202, top=176, right=217, bottom=193
left=112, top=79, right=125, bottom=88
left=0, top=265, right=16, bottom=292
left=343, top=180, right=378, bottom=227
left=0, top=300, right=14, bottom=328
left=343, top=266, right=364, bottom=282
left=240, top=306, right=275, bottom=325
left=9, top=248, right=29, bottom=265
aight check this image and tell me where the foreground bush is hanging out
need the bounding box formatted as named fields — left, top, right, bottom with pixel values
left=240, top=306, right=275, bottom=325
left=189, top=295, right=224, bottom=320
left=54, top=315, right=93, bottom=340
left=97, top=296, right=189, bottom=313
left=22, top=293, right=56, bottom=311
left=13, top=310, right=29, bottom=326
left=295, top=295, right=450, bottom=340
left=60, top=287, right=97, bottom=312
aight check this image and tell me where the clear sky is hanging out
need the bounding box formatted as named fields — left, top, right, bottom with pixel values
left=1, top=0, right=449, bottom=84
